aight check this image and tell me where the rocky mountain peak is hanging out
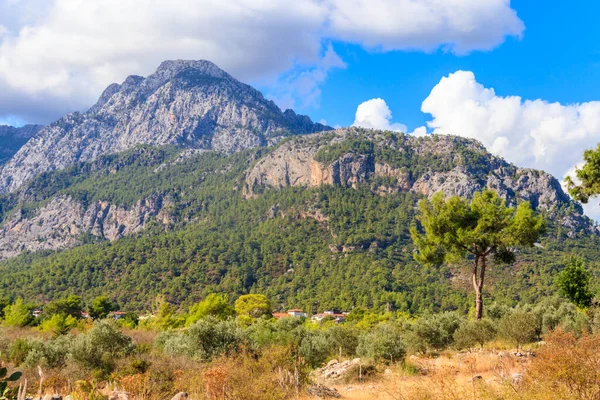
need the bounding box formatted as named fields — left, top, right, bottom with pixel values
left=0, top=60, right=331, bottom=193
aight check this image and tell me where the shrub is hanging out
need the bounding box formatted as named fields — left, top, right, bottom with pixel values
left=3, top=299, right=34, bottom=327
left=186, top=293, right=235, bottom=325
left=299, top=331, right=331, bottom=368
left=70, top=319, right=134, bottom=376
left=160, top=317, right=246, bottom=362
left=357, top=323, right=406, bottom=364
left=556, top=256, right=593, bottom=308
left=523, top=329, right=600, bottom=399
left=40, top=314, right=78, bottom=336
left=234, top=295, right=272, bottom=320
left=328, top=325, right=360, bottom=358
left=453, top=319, right=496, bottom=350
left=498, top=310, right=539, bottom=350
left=406, top=312, right=463, bottom=353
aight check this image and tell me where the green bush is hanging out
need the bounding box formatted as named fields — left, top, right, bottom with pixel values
left=498, top=310, right=540, bottom=350
left=453, top=319, right=497, bottom=350
left=406, top=312, right=463, bottom=353
left=70, top=320, right=134, bottom=375
left=3, top=299, right=34, bottom=327
left=299, top=330, right=331, bottom=368
left=160, top=317, right=246, bottom=362
left=40, top=313, right=78, bottom=336
left=357, top=323, right=406, bottom=365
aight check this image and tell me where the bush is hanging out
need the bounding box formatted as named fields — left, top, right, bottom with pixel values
left=70, top=320, right=134, bottom=376
left=40, top=314, right=78, bottom=336
left=186, top=293, right=235, bottom=325
left=453, top=319, right=496, bottom=350
left=3, top=299, right=34, bottom=327
left=328, top=325, right=359, bottom=358
left=160, top=317, right=246, bottom=362
left=498, top=310, right=539, bottom=350
left=357, top=323, right=406, bottom=364
left=299, top=331, right=331, bottom=368
left=406, top=312, right=463, bottom=353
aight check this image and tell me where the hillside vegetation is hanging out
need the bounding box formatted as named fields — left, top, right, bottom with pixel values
left=0, top=130, right=598, bottom=314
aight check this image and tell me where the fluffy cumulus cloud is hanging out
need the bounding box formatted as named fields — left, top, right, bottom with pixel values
left=415, top=70, right=600, bottom=217
left=325, top=0, right=524, bottom=54
left=0, top=0, right=523, bottom=123
left=353, top=98, right=407, bottom=132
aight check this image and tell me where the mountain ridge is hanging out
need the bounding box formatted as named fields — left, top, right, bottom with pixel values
left=0, top=60, right=330, bottom=193
left=0, top=124, right=43, bottom=166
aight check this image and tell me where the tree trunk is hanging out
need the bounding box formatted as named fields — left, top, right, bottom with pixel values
left=474, top=256, right=487, bottom=320
left=472, top=255, right=487, bottom=320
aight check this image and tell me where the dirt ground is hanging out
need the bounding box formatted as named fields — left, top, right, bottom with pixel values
left=302, top=349, right=530, bottom=399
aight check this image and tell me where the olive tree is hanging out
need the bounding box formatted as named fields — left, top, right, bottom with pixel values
left=411, top=190, right=545, bottom=320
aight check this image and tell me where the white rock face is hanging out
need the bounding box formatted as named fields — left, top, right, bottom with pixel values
left=0, top=194, right=172, bottom=260
left=0, top=60, right=330, bottom=193
left=245, top=128, right=595, bottom=237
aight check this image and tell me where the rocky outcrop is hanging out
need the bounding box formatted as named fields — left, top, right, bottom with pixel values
left=0, top=124, right=43, bottom=165
left=245, top=128, right=596, bottom=236
left=0, top=194, right=172, bottom=259
left=0, top=60, right=330, bottom=193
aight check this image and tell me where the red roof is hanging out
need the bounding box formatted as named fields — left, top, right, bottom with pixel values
left=273, top=313, right=288, bottom=319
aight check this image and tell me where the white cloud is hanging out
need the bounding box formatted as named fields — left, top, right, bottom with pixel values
left=325, top=0, right=524, bottom=54
left=266, top=45, right=347, bottom=111
left=415, top=70, right=600, bottom=217
left=353, top=98, right=407, bottom=132
left=0, top=0, right=523, bottom=123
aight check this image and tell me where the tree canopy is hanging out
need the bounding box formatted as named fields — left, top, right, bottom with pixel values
left=566, top=143, right=600, bottom=203
left=411, top=190, right=545, bottom=319
left=556, top=257, right=594, bottom=308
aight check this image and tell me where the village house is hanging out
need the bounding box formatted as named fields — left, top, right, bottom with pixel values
left=273, top=309, right=308, bottom=319
left=311, top=310, right=347, bottom=323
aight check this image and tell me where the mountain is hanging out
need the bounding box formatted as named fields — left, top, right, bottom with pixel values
left=0, top=127, right=597, bottom=313
left=0, top=124, right=43, bottom=165
left=245, top=129, right=593, bottom=235
left=0, top=60, right=330, bottom=193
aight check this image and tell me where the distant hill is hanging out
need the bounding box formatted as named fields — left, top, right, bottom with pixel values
left=0, top=124, right=43, bottom=165
left=0, top=128, right=597, bottom=313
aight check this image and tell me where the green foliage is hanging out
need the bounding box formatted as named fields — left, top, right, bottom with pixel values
left=453, top=319, right=497, bottom=349
left=405, top=312, right=463, bottom=353
left=0, top=366, right=22, bottom=400
left=70, top=319, right=135, bottom=376
left=356, top=323, right=406, bottom=364
left=145, top=295, right=185, bottom=330
left=44, top=294, right=83, bottom=319
left=0, top=297, right=9, bottom=320
left=565, top=143, right=600, bottom=203
left=299, top=330, right=331, bottom=368
left=411, top=190, right=545, bottom=319
left=186, top=293, right=235, bottom=325
left=88, top=296, right=118, bottom=320
left=498, top=310, right=540, bottom=350
left=235, top=294, right=272, bottom=320
left=159, top=317, right=246, bottom=361
left=40, top=313, right=78, bottom=336
left=556, top=257, right=594, bottom=308
left=3, top=298, right=34, bottom=327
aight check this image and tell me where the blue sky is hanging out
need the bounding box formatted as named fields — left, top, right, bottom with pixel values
left=292, top=1, right=600, bottom=130
left=1, top=0, right=600, bottom=215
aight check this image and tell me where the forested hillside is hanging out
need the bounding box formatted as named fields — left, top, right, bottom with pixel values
left=0, top=129, right=598, bottom=314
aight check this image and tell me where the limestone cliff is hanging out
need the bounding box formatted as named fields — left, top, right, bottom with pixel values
left=245, top=128, right=595, bottom=236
